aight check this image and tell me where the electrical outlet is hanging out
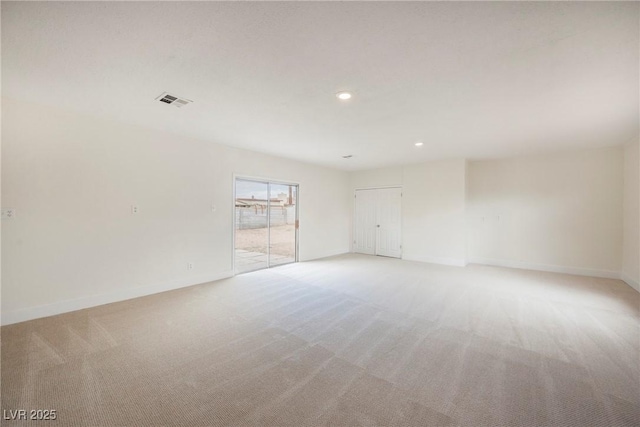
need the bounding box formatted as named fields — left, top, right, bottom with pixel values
left=131, top=205, right=139, bottom=214
left=1, top=208, right=16, bottom=220
left=187, top=262, right=194, bottom=270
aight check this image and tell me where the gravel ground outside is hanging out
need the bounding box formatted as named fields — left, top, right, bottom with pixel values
left=235, top=224, right=296, bottom=258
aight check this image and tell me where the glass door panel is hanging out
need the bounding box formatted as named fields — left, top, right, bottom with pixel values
left=268, top=183, right=298, bottom=267
left=235, top=179, right=269, bottom=273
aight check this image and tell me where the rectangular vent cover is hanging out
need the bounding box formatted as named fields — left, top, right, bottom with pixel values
left=156, top=92, right=193, bottom=108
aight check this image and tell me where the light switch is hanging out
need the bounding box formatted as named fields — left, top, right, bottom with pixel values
left=1, top=208, right=16, bottom=220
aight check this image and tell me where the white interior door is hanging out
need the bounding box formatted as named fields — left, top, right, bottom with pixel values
left=376, top=187, right=402, bottom=258
left=354, top=188, right=402, bottom=258
left=354, top=189, right=377, bottom=255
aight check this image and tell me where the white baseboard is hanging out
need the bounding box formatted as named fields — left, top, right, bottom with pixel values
left=402, top=255, right=468, bottom=267
left=620, top=272, right=640, bottom=293
left=1, top=271, right=234, bottom=326
left=303, top=249, right=350, bottom=261
left=468, top=257, right=620, bottom=280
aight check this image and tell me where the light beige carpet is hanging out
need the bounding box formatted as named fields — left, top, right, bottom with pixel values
left=2, top=254, right=639, bottom=426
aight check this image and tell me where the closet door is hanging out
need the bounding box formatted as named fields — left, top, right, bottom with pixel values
left=354, top=189, right=377, bottom=255
left=376, top=187, right=402, bottom=258
left=354, top=188, right=402, bottom=258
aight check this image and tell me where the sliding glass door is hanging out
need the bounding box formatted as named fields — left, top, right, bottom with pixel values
left=234, top=178, right=298, bottom=274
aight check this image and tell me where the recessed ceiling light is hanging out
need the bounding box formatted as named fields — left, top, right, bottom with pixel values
left=336, top=91, right=352, bottom=100
left=415, top=141, right=424, bottom=147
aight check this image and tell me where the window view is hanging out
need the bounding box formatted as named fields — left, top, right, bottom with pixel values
left=234, top=179, right=298, bottom=274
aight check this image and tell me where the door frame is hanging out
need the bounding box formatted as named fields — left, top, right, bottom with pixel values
left=232, top=174, right=300, bottom=275
left=352, top=186, right=403, bottom=257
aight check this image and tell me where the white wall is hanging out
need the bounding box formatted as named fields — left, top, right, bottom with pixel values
left=1, top=98, right=350, bottom=324
left=467, top=147, right=624, bottom=278
left=351, top=167, right=403, bottom=190
left=349, top=159, right=468, bottom=266
left=402, top=160, right=467, bottom=265
left=622, top=137, right=639, bottom=290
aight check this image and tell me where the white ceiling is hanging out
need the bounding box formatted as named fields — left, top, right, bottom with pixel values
left=3, top=2, right=638, bottom=171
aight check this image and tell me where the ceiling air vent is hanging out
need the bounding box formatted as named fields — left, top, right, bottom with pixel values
left=156, top=92, right=193, bottom=108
